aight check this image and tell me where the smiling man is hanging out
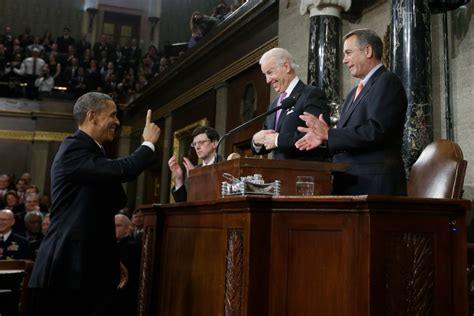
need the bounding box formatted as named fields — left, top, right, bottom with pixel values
left=251, top=47, right=328, bottom=160
left=168, top=126, right=222, bottom=202
left=296, top=29, right=408, bottom=195
left=29, top=92, right=161, bottom=315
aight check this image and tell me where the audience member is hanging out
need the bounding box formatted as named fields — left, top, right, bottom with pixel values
left=35, top=65, right=55, bottom=93
left=113, top=214, right=142, bottom=316
left=168, top=126, right=222, bottom=202
left=56, top=27, right=75, bottom=55
left=16, top=178, right=27, bottom=202
left=131, top=209, right=144, bottom=241
left=0, top=174, right=9, bottom=202
left=41, top=213, right=50, bottom=235
left=0, top=209, right=31, bottom=260
left=22, top=211, right=44, bottom=258
left=3, top=191, right=20, bottom=213
left=13, top=48, right=45, bottom=99
left=188, top=11, right=220, bottom=48
left=212, top=1, right=231, bottom=20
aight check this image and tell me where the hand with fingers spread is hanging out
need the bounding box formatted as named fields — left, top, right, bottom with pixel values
left=295, top=112, right=329, bottom=151
left=142, top=109, right=161, bottom=144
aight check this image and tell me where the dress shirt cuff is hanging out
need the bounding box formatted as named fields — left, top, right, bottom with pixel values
left=142, top=141, right=155, bottom=152
left=274, top=133, right=279, bottom=147
left=252, top=139, right=263, bottom=151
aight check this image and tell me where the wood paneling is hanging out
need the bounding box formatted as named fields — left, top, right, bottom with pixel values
left=139, top=195, right=470, bottom=316
left=226, top=64, right=271, bottom=157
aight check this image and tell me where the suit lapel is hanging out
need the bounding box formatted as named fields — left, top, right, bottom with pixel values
left=338, top=66, right=385, bottom=127
left=276, top=80, right=304, bottom=130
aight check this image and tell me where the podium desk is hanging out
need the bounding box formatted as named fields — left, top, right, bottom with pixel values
left=137, top=196, right=470, bottom=316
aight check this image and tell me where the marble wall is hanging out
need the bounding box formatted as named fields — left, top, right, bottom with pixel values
left=278, top=0, right=473, bottom=201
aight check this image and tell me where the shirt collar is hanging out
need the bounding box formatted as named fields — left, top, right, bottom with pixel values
left=202, top=155, right=216, bottom=166
left=284, top=76, right=299, bottom=97
left=361, top=63, right=383, bottom=86
left=2, top=230, right=12, bottom=241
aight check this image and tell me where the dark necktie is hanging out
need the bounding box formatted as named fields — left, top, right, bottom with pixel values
left=32, top=57, right=37, bottom=76
left=0, top=234, right=4, bottom=259
left=275, top=91, right=287, bottom=128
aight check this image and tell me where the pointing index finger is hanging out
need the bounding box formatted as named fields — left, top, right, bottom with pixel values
left=146, top=109, right=152, bottom=125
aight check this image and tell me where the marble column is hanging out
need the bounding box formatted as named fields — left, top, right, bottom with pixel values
left=30, top=141, right=49, bottom=195
left=159, top=114, right=173, bottom=203
left=300, top=0, right=351, bottom=126
left=214, top=83, right=229, bottom=157
left=391, top=0, right=433, bottom=170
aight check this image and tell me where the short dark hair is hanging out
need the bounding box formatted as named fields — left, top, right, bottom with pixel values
left=344, top=28, right=383, bottom=60
left=191, top=126, right=219, bottom=142
left=73, top=92, right=112, bottom=125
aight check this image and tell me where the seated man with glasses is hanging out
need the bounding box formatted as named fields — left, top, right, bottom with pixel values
left=168, top=126, right=223, bottom=202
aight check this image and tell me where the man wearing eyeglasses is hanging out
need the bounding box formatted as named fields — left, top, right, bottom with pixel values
left=168, top=126, right=223, bottom=202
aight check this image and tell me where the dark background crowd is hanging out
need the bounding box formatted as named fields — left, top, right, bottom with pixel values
left=0, top=0, right=238, bottom=104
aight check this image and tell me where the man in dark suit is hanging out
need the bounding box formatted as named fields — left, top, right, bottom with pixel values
left=168, top=126, right=223, bottom=202
left=0, top=209, right=31, bottom=260
left=28, top=92, right=161, bottom=315
left=296, top=29, right=407, bottom=195
left=251, top=47, right=328, bottom=161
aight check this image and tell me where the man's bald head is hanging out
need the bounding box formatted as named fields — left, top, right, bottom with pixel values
left=0, top=209, right=15, bottom=234
left=115, top=214, right=131, bottom=240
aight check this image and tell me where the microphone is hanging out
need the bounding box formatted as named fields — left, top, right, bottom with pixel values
left=216, top=95, right=298, bottom=153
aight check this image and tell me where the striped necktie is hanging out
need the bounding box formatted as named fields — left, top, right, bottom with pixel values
left=275, top=92, right=287, bottom=128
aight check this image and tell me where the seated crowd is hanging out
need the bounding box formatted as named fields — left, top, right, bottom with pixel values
left=0, top=1, right=240, bottom=103
left=0, top=173, right=145, bottom=262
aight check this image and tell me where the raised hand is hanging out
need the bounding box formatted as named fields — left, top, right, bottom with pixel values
left=182, top=157, right=195, bottom=177
left=142, top=109, right=161, bottom=144
left=295, top=113, right=329, bottom=151
left=168, top=154, right=184, bottom=187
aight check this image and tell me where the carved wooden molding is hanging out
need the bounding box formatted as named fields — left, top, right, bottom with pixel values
left=385, top=232, right=434, bottom=315
left=224, top=229, right=244, bottom=316
left=0, top=130, right=70, bottom=142
left=137, top=225, right=155, bottom=316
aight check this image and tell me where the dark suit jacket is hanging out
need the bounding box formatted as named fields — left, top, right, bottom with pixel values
left=29, top=130, right=155, bottom=291
left=0, top=232, right=31, bottom=260
left=113, top=235, right=141, bottom=316
left=252, top=80, right=328, bottom=160
left=329, top=66, right=407, bottom=195
left=172, top=154, right=224, bottom=202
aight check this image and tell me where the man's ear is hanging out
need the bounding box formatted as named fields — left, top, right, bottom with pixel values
left=85, top=110, right=96, bottom=124
left=365, top=45, right=374, bottom=59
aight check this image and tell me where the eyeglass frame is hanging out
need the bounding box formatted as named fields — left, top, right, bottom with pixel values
left=190, top=139, right=211, bottom=148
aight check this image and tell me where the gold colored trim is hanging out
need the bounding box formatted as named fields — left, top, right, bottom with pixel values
left=0, top=130, right=70, bottom=142
left=155, top=39, right=278, bottom=119
left=121, top=126, right=132, bottom=137
left=0, top=110, right=72, bottom=119
left=169, top=118, right=209, bottom=202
